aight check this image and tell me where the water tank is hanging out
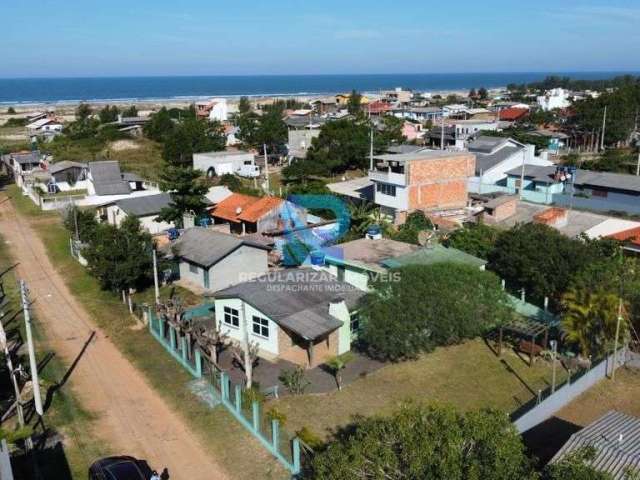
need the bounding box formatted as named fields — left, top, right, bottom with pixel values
left=366, top=225, right=382, bottom=240
left=309, top=250, right=326, bottom=266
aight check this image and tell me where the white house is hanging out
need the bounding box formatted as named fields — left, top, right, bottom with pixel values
left=537, top=88, right=571, bottom=111
left=466, top=136, right=552, bottom=193
left=171, top=227, right=270, bottom=292
left=454, top=120, right=499, bottom=147
left=213, top=268, right=365, bottom=367
left=98, top=192, right=174, bottom=234
left=193, top=150, right=259, bottom=178
left=26, top=118, right=63, bottom=136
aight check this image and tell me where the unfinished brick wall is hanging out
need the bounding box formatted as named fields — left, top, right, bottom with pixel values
left=407, top=153, right=475, bottom=211
left=483, top=197, right=518, bottom=224
left=277, top=326, right=339, bottom=368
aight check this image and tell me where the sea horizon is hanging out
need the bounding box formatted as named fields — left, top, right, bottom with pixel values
left=0, top=71, right=637, bottom=105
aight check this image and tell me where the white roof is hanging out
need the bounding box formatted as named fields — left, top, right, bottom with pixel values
left=27, top=118, right=61, bottom=129
left=583, top=218, right=640, bottom=239
left=205, top=186, right=233, bottom=204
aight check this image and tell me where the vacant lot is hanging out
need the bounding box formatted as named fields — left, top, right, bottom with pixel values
left=556, top=366, right=640, bottom=426
left=273, top=338, right=566, bottom=438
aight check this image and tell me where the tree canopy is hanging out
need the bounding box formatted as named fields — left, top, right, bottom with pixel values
left=487, top=223, right=613, bottom=309
left=444, top=222, right=500, bottom=260
left=359, top=263, right=511, bottom=361
left=144, top=107, right=175, bottom=142
left=162, top=117, right=226, bottom=164
left=82, top=217, right=153, bottom=293
left=307, top=403, right=534, bottom=480
left=63, top=206, right=98, bottom=243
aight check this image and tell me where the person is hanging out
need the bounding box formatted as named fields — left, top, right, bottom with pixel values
left=150, top=471, right=160, bottom=480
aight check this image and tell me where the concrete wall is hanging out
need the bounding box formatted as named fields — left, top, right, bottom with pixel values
left=210, top=245, right=268, bottom=292
left=321, top=262, right=370, bottom=292
left=514, top=352, right=622, bottom=433
left=374, top=184, right=409, bottom=211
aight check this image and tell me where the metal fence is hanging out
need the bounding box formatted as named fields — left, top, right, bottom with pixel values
left=147, top=308, right=301, bottom=475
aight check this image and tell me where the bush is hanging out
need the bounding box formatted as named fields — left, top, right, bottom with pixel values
left=265, top=407, right=287, bottom=427
left=296, top=426, right=323, bottom=450
left=278, top=366, right=310, bottom=395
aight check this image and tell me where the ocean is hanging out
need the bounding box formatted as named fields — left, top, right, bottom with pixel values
left=0, top=72, right=636, bottom=105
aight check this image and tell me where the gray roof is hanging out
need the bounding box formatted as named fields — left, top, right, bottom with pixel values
left=468, top=136, right=510, bottom=154
left=374, top=149, right=470, bottom=164
left=475, top=145, right=523, bottom=175
left=122, top=172, right=143, bottom=182
left=49, top=161, right=87, bottom=174
left=284, top=115, right=326, bottom=128
left=89, top=161, right=131, bottom=196
left=115, top=193, right=172, bottom=217
left=173, top=227, right=269, bottom=268
left=551, top=411, right=640, bottom=479
left=506, top=165, right=640, bottom=194
left=386, top=145, right=430, bottom=155
left=8, top=151, right=41, bottom=165
left=215, top=268, right=365, bottom=340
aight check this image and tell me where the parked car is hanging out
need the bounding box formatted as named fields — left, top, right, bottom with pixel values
left=88, top=456, right=151, bottom=480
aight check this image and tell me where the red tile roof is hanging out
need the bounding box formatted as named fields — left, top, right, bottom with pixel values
left=499, top=107, right=529, bottom=121
left=211, top=193, right=283, bottom=223
left=368, top=100, right=391, bottom=114
left=608, top=226, right=640, bottom=246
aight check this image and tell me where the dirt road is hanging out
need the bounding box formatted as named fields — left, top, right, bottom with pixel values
left=0, top=195, right=229, bottom=479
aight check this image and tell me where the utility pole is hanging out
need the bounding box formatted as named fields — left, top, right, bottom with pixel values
left=21, top=281, right=43, bottom=420
left=263, top=143, right=269, bottom=194
left=550, top=340, right=557, bottom=393
left=369, top=126, right=374, bottom=171
left=240, top=301, right=252, bottom=388
left=152, top=247, right=160, bottom=305
left=636, top=152, right=640, bottom=177
left=612, top=297, right=623, bottom=380
left=600, top=105, right=607, bottom=152
left=440, top=113, right=445, bottom=150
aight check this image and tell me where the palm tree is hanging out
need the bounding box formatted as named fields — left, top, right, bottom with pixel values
left=562, top=288, right=627, bottom=358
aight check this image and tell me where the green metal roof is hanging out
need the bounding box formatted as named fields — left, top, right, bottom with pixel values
left=381, top=244, right=488, bottom=269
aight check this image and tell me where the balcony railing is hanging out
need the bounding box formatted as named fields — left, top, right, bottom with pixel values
left=368, top=169, right=407, bottom=186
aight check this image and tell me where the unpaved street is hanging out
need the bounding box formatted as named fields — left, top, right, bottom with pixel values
left=0, top=193, right=229, bottom=480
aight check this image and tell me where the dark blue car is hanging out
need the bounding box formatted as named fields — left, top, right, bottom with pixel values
left=88, top=456, right=151, bottom=480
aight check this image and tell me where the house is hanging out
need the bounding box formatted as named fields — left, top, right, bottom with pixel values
left=499, top=107, right=529, bottom=122
left=210, top=193, right=307, bottom=235
left=1, top=151, right=43, bottom=187
left=550, top=411, right=640, bottom=479
left=204, top=185, right=233, bottom=206
left=382, top=244, right=487, bottom=270
left=46, top=161, right=88, bottom=192
left=366, top=100, right=392, bottom=115
left=335, top=93, right=369, bottom=106
left=489, top=102, right=530, bottom=113
left=402, top=122, right=424, bottom=142
left=453, top=120, right=499, bottom=146
left=392, top=106, right=443, bottom=123
left=310, top=96, right=338, bottom=114
left=369, top=150, right=475, bottom=223
left=504, top=165, right=640, bottom=214
left=537, top=88, right=571, bottom=111
left=195, top=98, right=228, bottom=121
left=478, top=195, right=519, bottom=224
left=466, top=136, right=552, bottom=193
left=442, top=104, right=469, bottom=117
left=193, top=150, right=259, bottom=178
left=172, top=227, right=270, bottom=292
left=424, top=126, right=456, bottom=148
left=97, top=192, right=174, bottom=234
left=320, top=237, right=419, bottom=290
left=86, top=161, right=146, bottom=197
left=326, top=177, right=374, bottom=203
left=26, top=117, right=63, bottom=136
left=382, top=88, right=412, bottom=104
left=607, top=226, right=640, bottom=255
left=285, top=116, right=324, bottom=160
left=213, top=268, right=365, bottom=367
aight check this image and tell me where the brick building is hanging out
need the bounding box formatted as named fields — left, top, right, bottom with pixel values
left=368, top=150, right=476, bottom=223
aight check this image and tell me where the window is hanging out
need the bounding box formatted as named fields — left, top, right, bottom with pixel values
left=350, top=312, right=360, bottom=334
left=189, top=263, right=199, bottom=274
left=252, top=316, right=269, bottom=338
left=376, top=183, right=396, bottom=197
left=223, top=307, right=239, bottom=327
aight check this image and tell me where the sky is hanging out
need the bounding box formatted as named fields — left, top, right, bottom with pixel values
left=1, top=0, right=640, bottom=78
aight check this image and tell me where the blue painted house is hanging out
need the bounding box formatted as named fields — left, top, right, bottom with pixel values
left=504, top=165, right=640, bottom=215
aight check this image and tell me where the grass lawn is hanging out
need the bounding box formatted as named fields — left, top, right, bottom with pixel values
left=6, top=187, right=288, bottom=480
left=0, top=232, right=109, bottom=479
left=555, top=366, right=640, bottom=427
left=272, top=339, right=567, bottom=439
left=107, top=138, right=164, bottom=182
